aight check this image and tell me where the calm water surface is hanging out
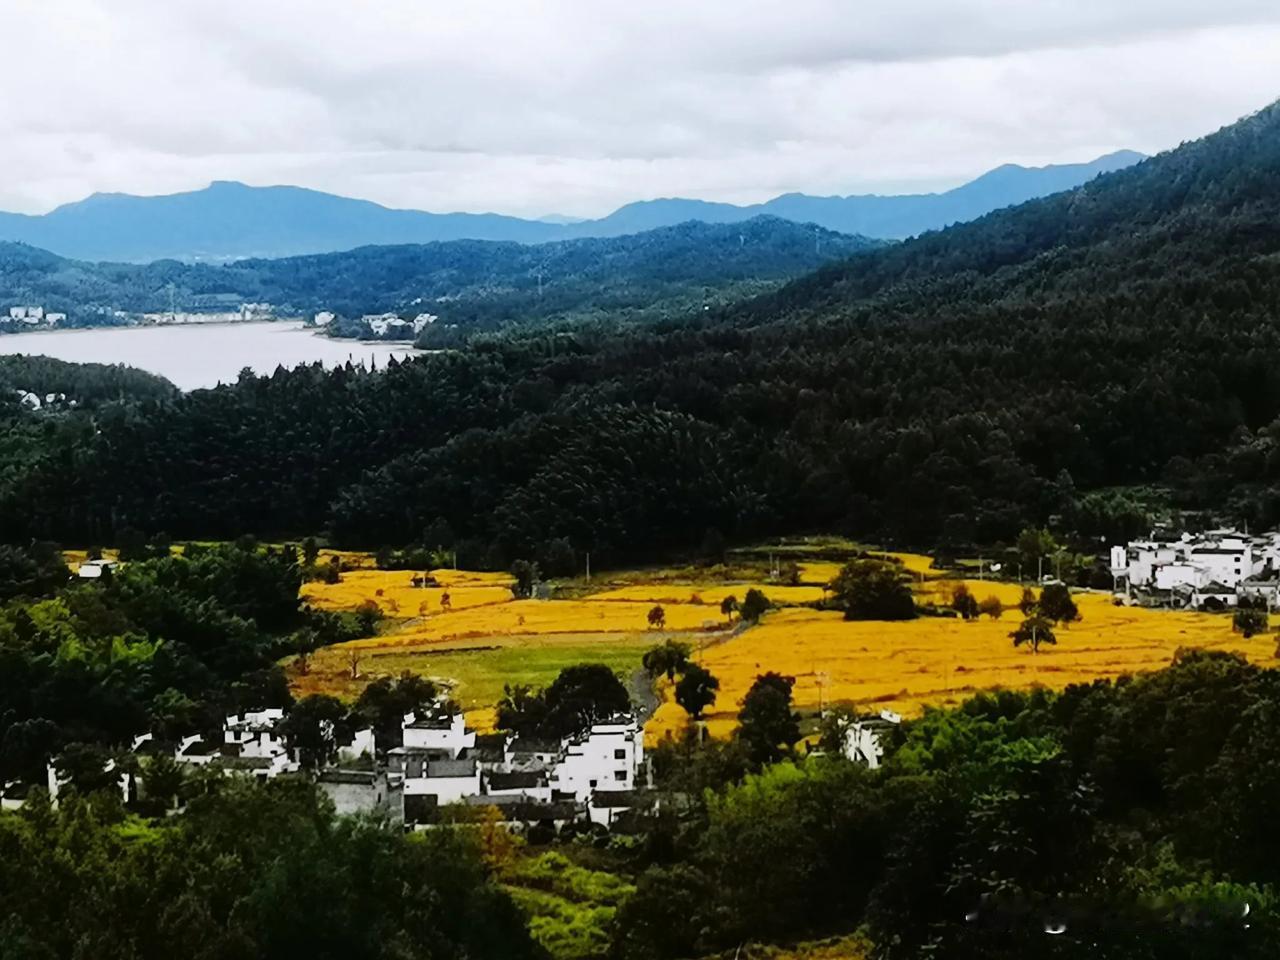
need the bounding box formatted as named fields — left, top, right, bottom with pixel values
left=0, top=321, right=419, bottom=390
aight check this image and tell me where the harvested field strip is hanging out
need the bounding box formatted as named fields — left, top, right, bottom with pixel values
left=584, top=583, right=826, bottom=605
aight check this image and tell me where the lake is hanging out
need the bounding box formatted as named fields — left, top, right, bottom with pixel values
left=0, top=321, right=420, bottom=391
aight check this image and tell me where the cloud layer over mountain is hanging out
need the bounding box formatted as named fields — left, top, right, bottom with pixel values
left=2, top=1, right=1279, bottom=218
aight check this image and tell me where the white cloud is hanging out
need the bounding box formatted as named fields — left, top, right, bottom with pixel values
left=0, top=0, right=1278, bottom=217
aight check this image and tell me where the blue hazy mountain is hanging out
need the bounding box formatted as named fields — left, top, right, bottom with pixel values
left=0, top=151, right=1144, bottom=262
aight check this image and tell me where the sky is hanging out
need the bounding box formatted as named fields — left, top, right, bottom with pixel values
left=2, top=1, right=1280, bottom=219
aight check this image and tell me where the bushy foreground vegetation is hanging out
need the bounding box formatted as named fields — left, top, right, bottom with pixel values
left=622, top=650, right=1280, bottom=960
left=0, top=779, right=542, bottom=959
left=0, top=541, right=361, bottom=785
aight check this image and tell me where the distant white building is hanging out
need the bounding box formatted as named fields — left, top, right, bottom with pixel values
left=389, top=749, right=482, bottom=810
left=548, top=717, right=645, bottom=802
left=225, top=708, right=289, bottom=759
left=361, top=312, right=434, bottom=337
left=77, top=559, right=120, bottom=579
left=840, top=710, right=901, bottom=769
left=173, top=708, right=298, bottom=781
left=1112, top=529, right=1280, bottom=608
left=401, top=711, right=475, bottom=757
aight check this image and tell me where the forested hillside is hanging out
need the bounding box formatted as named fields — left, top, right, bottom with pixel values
left=3, top=102, right=1280, bottom=562
left=0, top=217, right=876, bottom=335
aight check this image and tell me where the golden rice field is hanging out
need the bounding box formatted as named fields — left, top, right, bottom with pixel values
left=301, top=568, right=513, bottom=616
left=585, top=583, right=827, bottom=606
left=646, top=584, right=1275, bottom=741
left=288, top=552, right=1274, bottom=749
left=341, top=598, right=724, bottom=649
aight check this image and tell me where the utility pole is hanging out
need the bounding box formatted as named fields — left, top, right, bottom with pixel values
left=585, top=552, right=591, bottom=583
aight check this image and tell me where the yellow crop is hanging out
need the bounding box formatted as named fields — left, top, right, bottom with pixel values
left=301, top=569, right=512, bottom=616
left=343, top=599, right=724, bottom=648
left=289, top=558, right=1274, bottom=755
left=647, top=591, right=1274, bottom=742
left=585, top=583, right=826, bottom=606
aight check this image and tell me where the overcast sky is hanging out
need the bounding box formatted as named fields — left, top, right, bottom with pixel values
left=3, top=1, right=1280, bottom=218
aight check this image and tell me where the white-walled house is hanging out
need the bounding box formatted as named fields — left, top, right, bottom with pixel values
left=402, top=712, right=475, bottom=758
left=388, top=750, right=481, bottom=806
left=225, top=708, right=289, bottom=759
left=835, top=710, right=901, bottom=769
left=173, top=709, right=297, bottom=780
left=77, top=559, right=120, bottom=579
left=549, top=718, right=645, bottom=802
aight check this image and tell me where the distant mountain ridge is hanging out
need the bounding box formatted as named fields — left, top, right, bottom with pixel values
left=0, top=151, right=1144, bottom=262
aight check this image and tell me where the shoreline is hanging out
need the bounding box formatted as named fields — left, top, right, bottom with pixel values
left=2, top=320, right=423, bottom=350
left=0, top=320, right=422, bottom=391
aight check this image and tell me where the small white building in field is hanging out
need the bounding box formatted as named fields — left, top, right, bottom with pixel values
left=77, top=559, right=120, bottom=579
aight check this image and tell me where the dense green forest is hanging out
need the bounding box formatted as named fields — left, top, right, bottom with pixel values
left=2, top=103, right=1280, bottom=564
left=0, top=542, right=342, bottom=785
left=0, top=355, right=176, bottom=407
left=0, top=217, right=876, bottom=336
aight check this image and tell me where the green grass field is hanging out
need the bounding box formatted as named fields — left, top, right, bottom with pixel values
left=298, top=632, right=659, bottom=729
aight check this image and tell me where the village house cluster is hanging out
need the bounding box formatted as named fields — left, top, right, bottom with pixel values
left=7, top=700, right=655, bottom=831
left=141, top=302, right=275, bottom=325
left=1109, top=528, right=1280, bottom=609
left=5, top=305, right=67, bottom=327
left=312, top=310, right=436, bottom=337
left=326, top=708, right=649, bottom=828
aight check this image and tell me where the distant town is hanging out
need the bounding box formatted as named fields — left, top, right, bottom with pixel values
left=1, top=301, right=432, bottom=342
